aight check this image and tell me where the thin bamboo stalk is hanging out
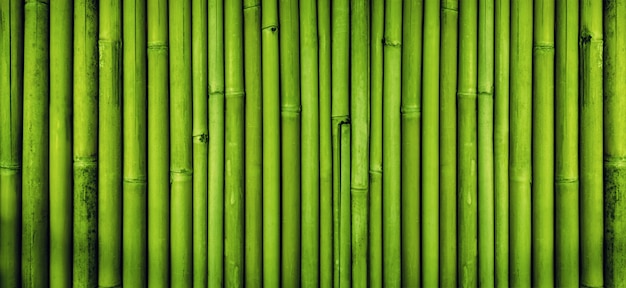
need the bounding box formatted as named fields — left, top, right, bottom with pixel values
left=243, top=0, right=262, bottom=285
left=510, top=0, right=533, bottom=286
left=580, top=0, right=604, bottom=286
left=224, top=0, right=245, bottom=284
left=122, top=0, right=147, bottom=286
left=604, top=0, right=626, bottom=285
left=494, top=0, right=510, bottom=285
left=0, top=0, right=23, bottom=286
left=555, top=0, right=579, bottom=286
left=22, top=0, right=50, bottom=286
left=531, top=0, right=555, bottom=286
left=301, top=0, right=320, bottom=284
left=147, top=0, right=170, bottom=285
left=458, top=0, right=478, bottom=284
left=383, top=0, right=402, bottom=285
left=339, top=120, right=352, bottom=288
left=440, top=0, right=458, bottom=286
left=261, top=0, right=280, bottom=284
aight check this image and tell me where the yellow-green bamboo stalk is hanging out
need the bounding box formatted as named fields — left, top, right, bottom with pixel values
left=22, top=0, right=50, bottom=286
left=580, top=0, right=604, bottom=286
left=532, top=0, right=554, bottom=286
left=555, top=0, right=578, bottom=286
left=122, top=0, right=147, bottom=286
left=383, top=0, right=402, bottom=285
left=0, top=0, right=23, bottom=286
left=339, top=120, right=352, bottom=287
left=147, top=0, right=170, bottom=285
left=440, top=0, right=458, bottom=286
left=50, top=0, right=72, bottom=286
left=510, top=0, right=533, bottom=286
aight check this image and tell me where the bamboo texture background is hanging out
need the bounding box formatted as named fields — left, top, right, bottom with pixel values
left=1, top=0, right=626, bottom=287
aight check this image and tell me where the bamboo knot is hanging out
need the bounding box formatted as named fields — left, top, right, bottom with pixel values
left=262, top=25, right=279, bottom=33
left=147, top=43, right=168, bottom=51
left=369, top=168, right=382, bottom=175
left=170, top=169, right=193, bottom=181
left=0, top=163, right=21, bottom=171
left=351, top=187, right=368, bottom=194
left=123, top=177, right=147, bottom=184
left=605, top=156, right=626, bottom=167
left=401, top=105, right=420, bottom=117
left=194, top=133, right=209, bottom=143
left=383, top=38, right=401, bottom=47
left=226, top=91, right=245, bottom=99
left=555, top=177, right=578, bottom=184
left=441, top=5, right=459, bottom=12
left=244, top=2, right=261, bottom=9
left=25, top=0, right=49, bottom=6
left=210, top=90, right=225, bottom=98
left=281, top=105, right=302, bottom=114
left=457, top=92, right=477, bottom=99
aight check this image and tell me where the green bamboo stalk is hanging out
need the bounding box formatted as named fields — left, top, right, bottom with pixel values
left=510, top=0, right=533, bottom=286
left=440, top=0, right=458, bottom=286
left=192, top=0, right=208, bottom=285
left=243, top=0, right=262, bottom=285
left=339, top=120, right=352, bottom=288
left=458, top=0, right=478, bottom=284
left=604, top=0, right=626, bottom=286
left=208, top=0, right=225, bottom=283
left=555, top=0, right=578, bottom=286
left=422, top=0, right=440, bottom=286
left=532, top=0, right=554, bottom=286
left=369, top=0, right=384, bottom=285
left=301, top=0, right=320, bottom=284
left=22, top=0, right=49, bottom=286
left=73, top=0, right=99, bottom=286
left=279, top=0, right=302, bottom=285
left=383, top=0, right=402, bottom=285
left=494, top=0, right=509, bottom=285
left=400, top=0, right=422, bottom=286
left=147, top=0, right=170, bottom=285
left=49, top=0, right=72, bottom=286
left=478, top=0, right=495, bottom=286
left=0, top=0, right=23, bottom=286
left=224, top=0, right=245, bottom=284
left=580, top=0, right=604, bottom=286
left=261, top=0, right=280, bottom=284
left=122, top=0, right=147, bottom=286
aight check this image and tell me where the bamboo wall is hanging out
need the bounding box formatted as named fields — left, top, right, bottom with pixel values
left=1, top=0, right=625, bottom=287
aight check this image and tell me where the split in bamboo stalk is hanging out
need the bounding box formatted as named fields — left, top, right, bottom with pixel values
left=22, top=0, right=50, bottom=286
left=0, top=0, right=23, bottom=286
left=122, top=0, right=148, bottom=286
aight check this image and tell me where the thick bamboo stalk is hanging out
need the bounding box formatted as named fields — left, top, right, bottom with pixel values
left=383, top=0, right=402, bottom=285
left=580, top=0, right=604, bottom=286
left=494, top=0, right=509, bottom=285
left=440, top=1, right=458, bottom=286
left=0, top=0, right=23, bottom=286
left=147, top=0, right=170, bottom=285
left=458, top=0, right=478, bottom=285
left=532, top=0, right=555, bottom=286
left=49, top=0, right=73, bottom=286
left=192, top=0, right=208, bottom=286
left=301, top=0, right=320, bottom=284
left=243, top=0, right=262, bottom=285
left=604, top=0, right=626, bottom=285
left=510, top=0, right=533, bottom=286
left=122, top=0, right=147, bottom=286
left=555, top=0, right=579, bottom=286
left=369, top=0, right=384, bottom=285
left=400, top=0, right=422, bottom=286
left=224, top=0, right=245, bottom=284
left=22, top=0, right=50, bottom=286
left=261, top=0, right=280, bottom=284
left=73, top=0, right=99, bottom=285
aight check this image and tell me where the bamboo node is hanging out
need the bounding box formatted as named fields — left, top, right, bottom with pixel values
left=244, top=2, right=261, bottom=10
left=604, top=156, right=626, bottom=168
left=262, top=25, right=279, bottom=33
left=147, top=43, right=169, bottom=51
left=457, top=92, right=477, bottom=99
left=401, top=105, right=420, bottom=117
left=194, top=133, right=209, bottom=143
left=226, top=91, right=245, bottom=99
left=281, top=104, right=302, bottom=114
left=123, top=177, right=147, bottom=184
left=383, top=38, right=401, bottom=47
left=0, top=163, right=21, bottom=171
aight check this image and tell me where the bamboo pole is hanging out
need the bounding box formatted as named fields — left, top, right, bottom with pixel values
left=555, top=0, right=579, bottom=286
left=147, top=0, right=170, bottom=285
left=383, top=0, right=402, bottom=285
left=580, top=0, right=604, bottom=286
left=243, top=0, right=262, bottom=285
left=339, top=120, right=352, bottom=288
left=49, top=0, right=73, bottom=286
left=532, top=0, right=555, bottom=286
left=604, top=0, right=626, bottom=285
left=301, top=0, right=320, bottom=284
left=440, top=0, right=458, bottom=286
left=494, top=0, right=509, bottom=285
left=400, top=0, right=422, bottom=286
left=22, top=0, right=50, bottom=286
left=122, top=0, right=147, bottom=286
left=261, top=0, right=280, bottom=284
left=224, top=0, right=245, bottom=284
left=458, top=0, right=478, bottom=284
left=0, top=0, right=23, bottom=286
left=510, top=0, right=533, bottom=286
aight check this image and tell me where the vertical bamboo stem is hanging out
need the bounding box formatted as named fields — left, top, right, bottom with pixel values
left=339, top=120, right=352, bottom=288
